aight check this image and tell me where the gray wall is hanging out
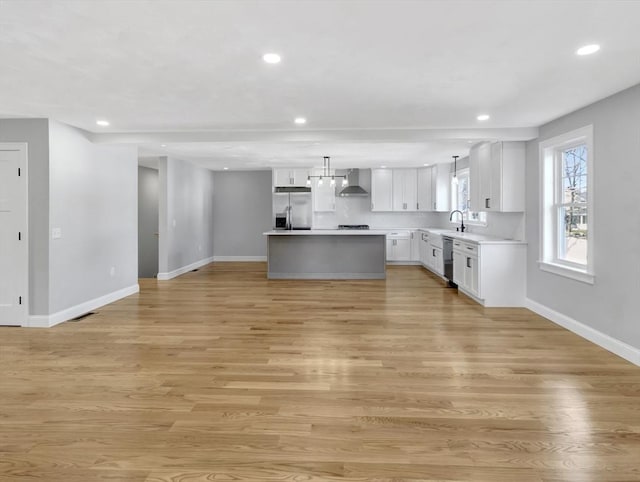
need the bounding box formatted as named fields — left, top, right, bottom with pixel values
left=48, top=121, right=139, bottom=313
left=138, top=166, right=159, bottom=278
left=526, top=83, right=640, bottom=349
left=212, top=170, right=272, bottom=257
left=159, top=156, right=215, bottom=273
left=0, top=119, right=50, bottom=315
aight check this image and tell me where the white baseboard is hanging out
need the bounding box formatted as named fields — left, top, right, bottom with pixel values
left=213, top=256, right=267, bottom=262
left=27, top=284, right=140, bottom=328
left=157, top=256, right=214, bottom=280
left=525, top=298, right=640, bottom=366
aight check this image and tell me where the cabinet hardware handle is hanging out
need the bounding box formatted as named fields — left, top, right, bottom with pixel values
left=466, top=246, right=473, bottom=250
left=432, top=249, right=436, bottom=257
left=466, top=257, right=471, bottom=268
left=485, top=198, right=490, bottom=209
left=393, top=240, right=397, bottom=246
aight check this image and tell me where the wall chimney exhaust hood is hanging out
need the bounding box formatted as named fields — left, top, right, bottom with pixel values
left=338, top=169, right=369, bottom=197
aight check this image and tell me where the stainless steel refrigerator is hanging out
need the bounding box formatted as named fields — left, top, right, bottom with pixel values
left=273, top=187, right=312, bottom=230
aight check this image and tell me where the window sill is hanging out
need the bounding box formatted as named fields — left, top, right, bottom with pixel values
left=537, top=261, right=595, bottom=285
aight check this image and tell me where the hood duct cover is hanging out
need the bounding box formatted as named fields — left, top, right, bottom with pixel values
left=338, top=169, right=369, bottom=197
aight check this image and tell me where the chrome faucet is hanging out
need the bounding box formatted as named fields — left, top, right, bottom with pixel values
left=450, top=210, right=466, bottom=232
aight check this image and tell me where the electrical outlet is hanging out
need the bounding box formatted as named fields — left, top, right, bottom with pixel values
left=52, top=227, right=62, bottom=239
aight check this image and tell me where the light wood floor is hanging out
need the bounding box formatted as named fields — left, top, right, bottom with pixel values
left=2, top=263, right=640, bottom=481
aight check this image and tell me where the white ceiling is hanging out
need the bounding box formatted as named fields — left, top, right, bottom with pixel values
left=2, top=0, right=640, bottom=169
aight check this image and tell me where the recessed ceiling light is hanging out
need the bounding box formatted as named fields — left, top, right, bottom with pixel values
left=423, top=163, right=430, bottom=166
left=576, top=44, right=600, bottom=56
left=294, top=117, right=307, bottom=125
left=381, top=165, right=387, bottom=169
left=263, top=53, right=281, bottom=64
left=223, top=167, right=229, bottom=170
left=467, top=140, right=474, bottom=144
left=96, top=119, right=110, bottom=126
left=160, top=144, right=167, bottom=147
left=476, top=114, right=490, bottom=121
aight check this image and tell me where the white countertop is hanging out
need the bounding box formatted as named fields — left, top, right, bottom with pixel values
left=416, top=228, right=526, bottom=245
left=264, top=229, right=389, bottom=236
left=264, top=228, right=525, bottom=244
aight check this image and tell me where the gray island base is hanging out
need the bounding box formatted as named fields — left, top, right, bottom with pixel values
left=264, top=230, right=387, bottom=279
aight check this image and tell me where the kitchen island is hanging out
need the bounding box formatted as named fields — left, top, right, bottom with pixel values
left=263, top=230, right=387, bottom=279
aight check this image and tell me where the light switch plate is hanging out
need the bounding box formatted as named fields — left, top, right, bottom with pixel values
left=52, top=227, right=62, bottom=239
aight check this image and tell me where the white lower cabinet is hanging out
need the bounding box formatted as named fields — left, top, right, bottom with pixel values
left=410, top=231, right=421, bottom=261
left=386, top=232, right=411, bottom=261
left=426, top=233, right=444, bottom=276
left=454, top=241, right=479, bottom=298
left=453, top=239, right=526, bottom=307
left=452, top=250, right=465, bottom=286
left=417, top=230, right=445, bottom=277
left=419, top=232, right=430, bottom=266
left=431, top=246, right=444, bottom=276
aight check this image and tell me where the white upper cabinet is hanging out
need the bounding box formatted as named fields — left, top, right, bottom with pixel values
left=431, top=163, right=451, bottom=212
left=417, top=167, right=433, bottom=212
left=312, top=179, right=336, bottom=212
left=417, top=164, right=450, bottom=212
left=469, top=141, right=525, bottom=212
left=371, top=168, right=394, bottom=212
left=273, top=168, right=310, bottom=187
left=392, top=168, right=418, bottom=211
left=273, top=168, right=291, bottom=187
left=291, top=168, right=310, bottom=187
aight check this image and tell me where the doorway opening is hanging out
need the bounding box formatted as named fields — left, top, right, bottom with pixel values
left=138, top=162, right=159, bottom=279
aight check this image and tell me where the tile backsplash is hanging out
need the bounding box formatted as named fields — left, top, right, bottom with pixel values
left=313, top=195, right=441, bottom=229
left=433, top=211, right=525, bottom=240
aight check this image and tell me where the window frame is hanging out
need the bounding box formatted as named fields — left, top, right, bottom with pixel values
left=450, top=168, right=487, bottom=226
left=539, top=125, right=595, bottom=284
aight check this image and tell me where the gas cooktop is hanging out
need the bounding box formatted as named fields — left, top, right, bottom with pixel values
left=338, top=224, right=370, bottom=230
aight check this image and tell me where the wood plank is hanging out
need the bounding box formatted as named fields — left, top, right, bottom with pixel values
left=1, top=263, right=639, bottom=481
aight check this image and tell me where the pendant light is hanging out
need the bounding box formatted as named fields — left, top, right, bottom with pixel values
left=308, top=156, right=347, bottom=186
left=452, top=155, right=459, bottom=185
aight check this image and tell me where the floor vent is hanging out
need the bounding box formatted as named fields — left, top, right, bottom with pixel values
left=69, top=312, right=96, bottom=322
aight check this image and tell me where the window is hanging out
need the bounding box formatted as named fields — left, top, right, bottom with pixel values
left=539, top=125, right=594, bottom=284
left=451, top=169, right=486, bottom=225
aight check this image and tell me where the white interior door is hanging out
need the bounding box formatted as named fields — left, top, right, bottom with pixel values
left=0, top=143, right=28, bottom=326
